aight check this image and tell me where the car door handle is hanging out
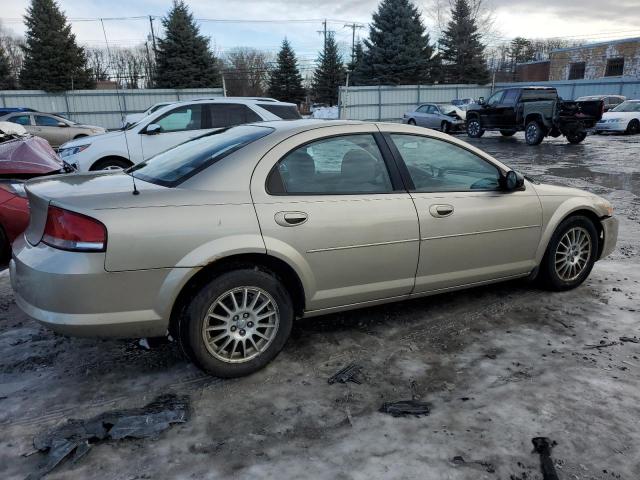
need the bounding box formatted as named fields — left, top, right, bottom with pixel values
left=429, top=204, right=454, bottom=218
left=274, top=211, right=308, bottom=227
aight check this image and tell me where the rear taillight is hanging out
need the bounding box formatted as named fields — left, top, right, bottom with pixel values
left=42, top=206, right=107, bottom=252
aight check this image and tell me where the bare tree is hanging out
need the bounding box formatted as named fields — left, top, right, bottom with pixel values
left=223, top=48, right=272, bottom=97
left=86, top=48, right=110, bottom=82
left=0, top=24, right=25, bottom=87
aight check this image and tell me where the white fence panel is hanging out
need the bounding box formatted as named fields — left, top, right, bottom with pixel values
left=0, top=88, right=224, bottom=129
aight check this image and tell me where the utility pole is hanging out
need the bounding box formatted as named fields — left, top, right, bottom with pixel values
left=317, top=19, right=328, bottom=51
left=344, top=23, right=364, bottom=64
left=149, top=15, right=157, bottom=54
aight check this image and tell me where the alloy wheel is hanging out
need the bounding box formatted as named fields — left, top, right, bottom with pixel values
left=554, top=227, right=592, bottom=282
left=201, top=286, right=280, bottom=363
left=526, top=123, right=539, bottom=144
left=468, top=120, right=480, bottom=136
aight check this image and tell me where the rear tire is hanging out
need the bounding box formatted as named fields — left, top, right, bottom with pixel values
left=91, top=157, right=133, bottom=171
left=538, top=215, right=598, bottom=291
left=182, top=269, right=293, bottom=378
left=0, top=226, right=9, bottom=265
left=466, top=118, right=484, bottom=138
left=525, top=120, right=544, bottom=145
left=500, top=130, right=516, bottom=137
left=626, top=119, right=640, bottom=135
left=566, top=131, right=587, bottom=144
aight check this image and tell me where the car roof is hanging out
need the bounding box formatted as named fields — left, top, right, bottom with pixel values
left=173, top=97, right=297, bottom=107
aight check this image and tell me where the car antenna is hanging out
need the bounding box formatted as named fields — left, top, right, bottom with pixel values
left=131, top=172, right=140, bottom=195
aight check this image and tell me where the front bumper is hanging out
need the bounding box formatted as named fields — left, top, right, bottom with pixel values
left=595, top=122, right=626, bottom=132
left=599, top=216, right=619, bottom=259
left=10, top=236, right=171, bottom=338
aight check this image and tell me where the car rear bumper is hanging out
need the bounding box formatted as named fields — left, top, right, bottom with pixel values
left=599, top=216, right=618, bottom=259
left=10, top=236, right=170, bottom=338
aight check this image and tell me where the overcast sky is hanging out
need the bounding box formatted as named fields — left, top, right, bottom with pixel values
left=2, top=0, right=640, bottom=69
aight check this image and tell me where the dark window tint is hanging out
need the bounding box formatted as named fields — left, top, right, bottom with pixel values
left=130, top=125, right=273, bottom=187
left=502, top=89, right=519, bottom=105
left=391, top=134, right=500, bottom=192
left=270, top=134, right=392, bottom=194
left=257, top=104, right=302, bottom=120
left=605, top=58, right=624, bottom=77
left=35, top=115, right=61, bottom=127
left=9, top=115, right=30, bottom=125
left=155, top=105, right=205, bottom=132
left=568, top=62, right=585, bottom=80
left=209, top=104, right=262, bottom=128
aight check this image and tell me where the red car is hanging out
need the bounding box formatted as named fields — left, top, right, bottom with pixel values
left=0, top=131, right=65, bottom=262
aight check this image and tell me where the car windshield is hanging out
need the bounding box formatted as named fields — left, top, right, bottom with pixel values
left=611, top=101, right=640, bottom=112
left=438, top=104, right=456, bottom=114
left=129, top=125, right=274, bottom=187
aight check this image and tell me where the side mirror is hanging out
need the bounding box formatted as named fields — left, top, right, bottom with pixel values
left=57, top=122, right=68, bottom=127
left=501, top=170, right=525, bottom=191
left=478, top=97, right=485, bottom=105
left=144, top=123, right=161, bottom=135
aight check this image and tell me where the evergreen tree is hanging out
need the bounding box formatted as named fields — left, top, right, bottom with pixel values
left=439, top=0, right=490, bottom=84
left=312, top=33, right=346, bottom=105
left=0, top=46, right=15, bottom=90
left=360, top=0, right=438, bottom=85
left=348, top=41, right=367, bottom=86
left=20, top=0, right=93, bottom=91
left=267, top=39, right=306, bottom=105
left=154, top=1, right=221, bottom=88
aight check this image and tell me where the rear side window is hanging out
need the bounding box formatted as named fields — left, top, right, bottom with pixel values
left=210, top=104, right=262, bottom=128
left=257, top=104, right=302, bottom=120
left=130, top=125, right=273, bottom=187
left=35, top=115, right=61, bottom=127
left=502, top=89, right=519, bottom=105
left=268, top=134, right=392, bottom=195
left=9, top=115, right=31, bottom=125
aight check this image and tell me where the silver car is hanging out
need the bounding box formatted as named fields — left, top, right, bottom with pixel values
left=403, top=103, right=466, bottom=132
left=10, top=120, right=618, bottom=377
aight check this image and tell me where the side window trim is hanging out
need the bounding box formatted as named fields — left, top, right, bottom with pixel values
left=265, top=131, right=405, bottom=196
left=381, top=132, right=508, bottom=194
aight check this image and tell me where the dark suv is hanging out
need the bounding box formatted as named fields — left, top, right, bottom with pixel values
left=465, top=87, right=603, bottom=145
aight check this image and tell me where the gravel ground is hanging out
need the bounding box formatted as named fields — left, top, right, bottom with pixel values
left=1, top=132, right=639, bottom=480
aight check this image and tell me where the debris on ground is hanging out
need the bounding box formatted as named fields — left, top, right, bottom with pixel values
left=584, top=341, right=618, bottom=349
left=379, top=400, right=431, bottom=417
left=27, top=394, right=189, bottom=480
left=531, top=437, right=559, bottom=480
left=451, top=455, right=496, bottom=473
left=327, top=363, right=363, bottom=385
left=619, top=336, right=639, bottom=344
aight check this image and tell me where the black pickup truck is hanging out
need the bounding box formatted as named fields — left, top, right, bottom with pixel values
left=465, top=87, right=604, bottom=145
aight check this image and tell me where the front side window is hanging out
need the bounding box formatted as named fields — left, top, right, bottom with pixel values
left=130, top=125, right=273, bottom=187
left=390, top=134, right=501, bottom=192
left=9, top=115, right=31, bottom=125
left=35, top=115, right=62, bottom=127
left=270, top=134, right=393, bottom=194
left=210, top=104, right=262, bottom=128
left=486, top=91, right=504, bottom=106
left=154, top=105, right=205, bottom=132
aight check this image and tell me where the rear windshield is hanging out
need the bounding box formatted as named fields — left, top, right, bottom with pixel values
left=129, top=125, right=273, bottom=187
left=258, top=104, right=302, bottom=120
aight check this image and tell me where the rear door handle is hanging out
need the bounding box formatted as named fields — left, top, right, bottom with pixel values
left=274, top=211, right=308, bottom=227
left=429, top=204, right=454, bottom=218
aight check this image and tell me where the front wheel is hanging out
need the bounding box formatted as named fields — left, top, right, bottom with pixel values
left=626, top=119, right=640, bottom=135
left=440, top=121, right=451, bottom=133
left=525, top=120, right=544, bottom=145
left=538, top=216, right=598, bottom=291
left=466, top=118, right=484, bottom=138
left=182, top=269, right=293, bottom=378
left=566, top=131, right=587, bottom=144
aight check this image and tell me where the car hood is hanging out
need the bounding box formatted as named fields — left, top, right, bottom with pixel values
left=60, top=129, right=124, bottom=149
left=0, top=136, right=63, bottom=176
left=531, top=182, right=593, bottom=198
left=599, top=111, right=638, bottom=121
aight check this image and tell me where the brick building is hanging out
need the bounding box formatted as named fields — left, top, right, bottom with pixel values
left=548, top=37, right=640, bottom=81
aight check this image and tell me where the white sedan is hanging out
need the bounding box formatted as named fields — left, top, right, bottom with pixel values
left=595, top=100, right=640, bottom=134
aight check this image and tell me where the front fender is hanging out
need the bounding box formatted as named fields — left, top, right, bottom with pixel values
left=534, top=198, right=602, bottom=263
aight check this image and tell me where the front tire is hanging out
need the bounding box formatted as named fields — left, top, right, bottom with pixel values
left=566, top=131, right=587, bottom=144
left=466, top=118, right=484, bottom=138
left=182, top=269, right=293, bottom=378
left=538, top=216, right=598, bottom=291
left=626, top=119, right=640, bottom=135
left=440, top=121, right=451, bottom=133
left=525, top=120, right=544, bottom=145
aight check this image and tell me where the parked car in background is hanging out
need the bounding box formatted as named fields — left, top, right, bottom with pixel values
left=576, top=95, right=625, bottom=112
left=11, top=120, right=617, bottom=377
left=403, top=103, right=466, bottom=132
left=594, top=100, right=640, bottom=135
left=466, top=87, right=603, bottom=145
left=0, top=122, right=67, bottom=262
left=451, top=98, right=475, bottom=107
left=122, top=101, right=175, bottom=129
left=58, top=98, right=302, bottom=171
left=0, top=107, right=36, bottom=116
left=0, top=112, right=106, bottom=149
